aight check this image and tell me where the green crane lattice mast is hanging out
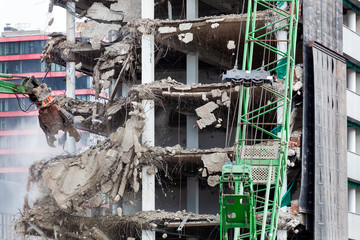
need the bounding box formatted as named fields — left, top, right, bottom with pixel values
left=219, top=0, right=300, bottom=239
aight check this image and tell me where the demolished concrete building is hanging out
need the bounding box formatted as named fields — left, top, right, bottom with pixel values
left=13, top=0, right=353, bottom=239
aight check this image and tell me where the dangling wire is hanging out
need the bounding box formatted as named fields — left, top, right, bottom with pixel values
left=234, top=0, right=247, bottom=69
left=16, top=94, right=35, bottom=112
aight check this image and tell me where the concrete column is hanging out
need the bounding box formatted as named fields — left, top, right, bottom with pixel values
left=348, top=127, right=356, bottom=152
left=275, top=7, right=288, bottom=239
left=186, top=176, right=199, bottom=213
left=186, top=0, right=200, bottom=219
left=348, top=68, right=356, bottom=92
left=186, top=53, right=199, bottom=151
left=348, top=10, right=357, bottom=32
left=66, top=2, right=76, bottom=153
left=349, top=186, right=356, bottom=213
left=141, top=1, right=155, bottom=239
left=186, top=0, right=199, bottom=19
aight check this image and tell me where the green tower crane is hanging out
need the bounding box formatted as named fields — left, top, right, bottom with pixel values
left=219, top=0, right=300, bottom=239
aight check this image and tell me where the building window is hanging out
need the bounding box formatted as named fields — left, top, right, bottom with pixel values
left=0, top=40, right=46, bottom=56
left=76, top=95, right=91, bottom=101
left=0, top=116, right=37, bottom=130
left=344, top=4, right=360, bottom=34
left=347, top=125, right=360, bottom=154
left=346, top=64, right=360, bottom=93
left=348, top=181, right=360, bottom=214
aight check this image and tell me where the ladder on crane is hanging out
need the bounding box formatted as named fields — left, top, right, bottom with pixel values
left=220, top=0, right=300, bottom=239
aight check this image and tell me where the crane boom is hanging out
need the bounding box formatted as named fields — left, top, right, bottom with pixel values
left=220, top=0, right=300, bottom=239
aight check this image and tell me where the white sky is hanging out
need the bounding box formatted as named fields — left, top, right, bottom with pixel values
left=0, top=0, right=66, bottom=33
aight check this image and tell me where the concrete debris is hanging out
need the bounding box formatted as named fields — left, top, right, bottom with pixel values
left=158, top=26, right=177, bottom=33
left=205, top=18, right=225, bottom=23
left=201, top=153, right=229, bottom=174
left=48, top=17, right=54, bottom=26
left=293, top=81, right=303, bottom=92
left=178, top=32, right=193, bottom=43
left=179, top=23, right=192, bottom=31
left=227, top=40, right=236, bottom=49
left=91, top=227, right=111, bottom=240
left=81, top=22, right=121, bottom=49
left=195, top=102, right=219, bottom=129
left=117, top=207, right=123, bottom=217
left=41, top=102, right=145, bottom=211
left=110, top=0, right=141, bottom=22
left=31, top=4, right=306, bottom=239
left=256, top=210, right=303, bottom=233
left=207, top=175, right=220, bottom=187
left=87, top=2, right=124, bottom=23
left=18, top=198, right=219, bottom=239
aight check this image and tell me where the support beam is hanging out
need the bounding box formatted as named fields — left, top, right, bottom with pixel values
left=66, top=2, right=76, bottom=154
left=186, top=177, right=199, bottom=213
left=186, top=0, right=199, bottom=219
left=141, top=1, right=155, bottom=239
left=186, top=0, right=199, bottom=19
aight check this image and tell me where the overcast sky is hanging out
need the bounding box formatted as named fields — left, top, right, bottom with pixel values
left=0, top=0, right=66, bottom=33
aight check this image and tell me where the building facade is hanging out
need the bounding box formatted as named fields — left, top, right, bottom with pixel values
left=344, top=2, right=360, bottom=239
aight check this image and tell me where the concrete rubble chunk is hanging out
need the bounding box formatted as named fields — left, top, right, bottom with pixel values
left=195, top=102, right=219, bottom=129
left=179, top=23, right=192, bottom=31
left=110, top=0, right=141, bottom=22
left=207, top=175, right=220, bottom=187
left=90, top=194, right=104, bottom=208
left=178, top=33, right=193, bottom=43
left=117, top=207, right=123, bottom=217
left=91, top=227, right=110, bottom=240
left=87, top=2, right=124, bottom=22
left=81, top=22, right=121, bottom=49
left=227, top=40, right=236, bottom=50
left=41, top=104, right=145, bottom=211
left=201, top=152, right=229, bottom=174
left=158, top=26, right=177, bottom=34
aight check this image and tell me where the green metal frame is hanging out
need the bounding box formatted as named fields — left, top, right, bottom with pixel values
left=0, top=74, right=32, bottom=95
left=219, top=0, right=299, bottom=239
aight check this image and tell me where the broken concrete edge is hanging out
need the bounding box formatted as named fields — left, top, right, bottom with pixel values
left=17, top=200, right=302, bottom=240
left=51, top=0, right=124, bottom=24
left=17, top=201, right=220, bottom=239
left=41, top=10, right=284, bottom=79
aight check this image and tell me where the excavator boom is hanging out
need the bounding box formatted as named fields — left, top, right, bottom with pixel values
left=0, top=74, right=80, bottom=147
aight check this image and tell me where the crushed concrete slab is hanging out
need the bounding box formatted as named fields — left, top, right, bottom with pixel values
left=178, top=32, right=193, bottom=43
left=207, top=175, right=220, bottom=187
left=158, top=26, right=177, bottom=34
left=179, top=23, right=192, bottom=31
left=110, top=0, right=141, bottom=22
left=87, top=2, right=124, bottom=23
left=201, top=152, right=229, bottom=174
left=227, top=40, right=236, bottom=49
left=195, top=102, right=219, bottom=129
left=81, top=22, right=121, bottom=49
